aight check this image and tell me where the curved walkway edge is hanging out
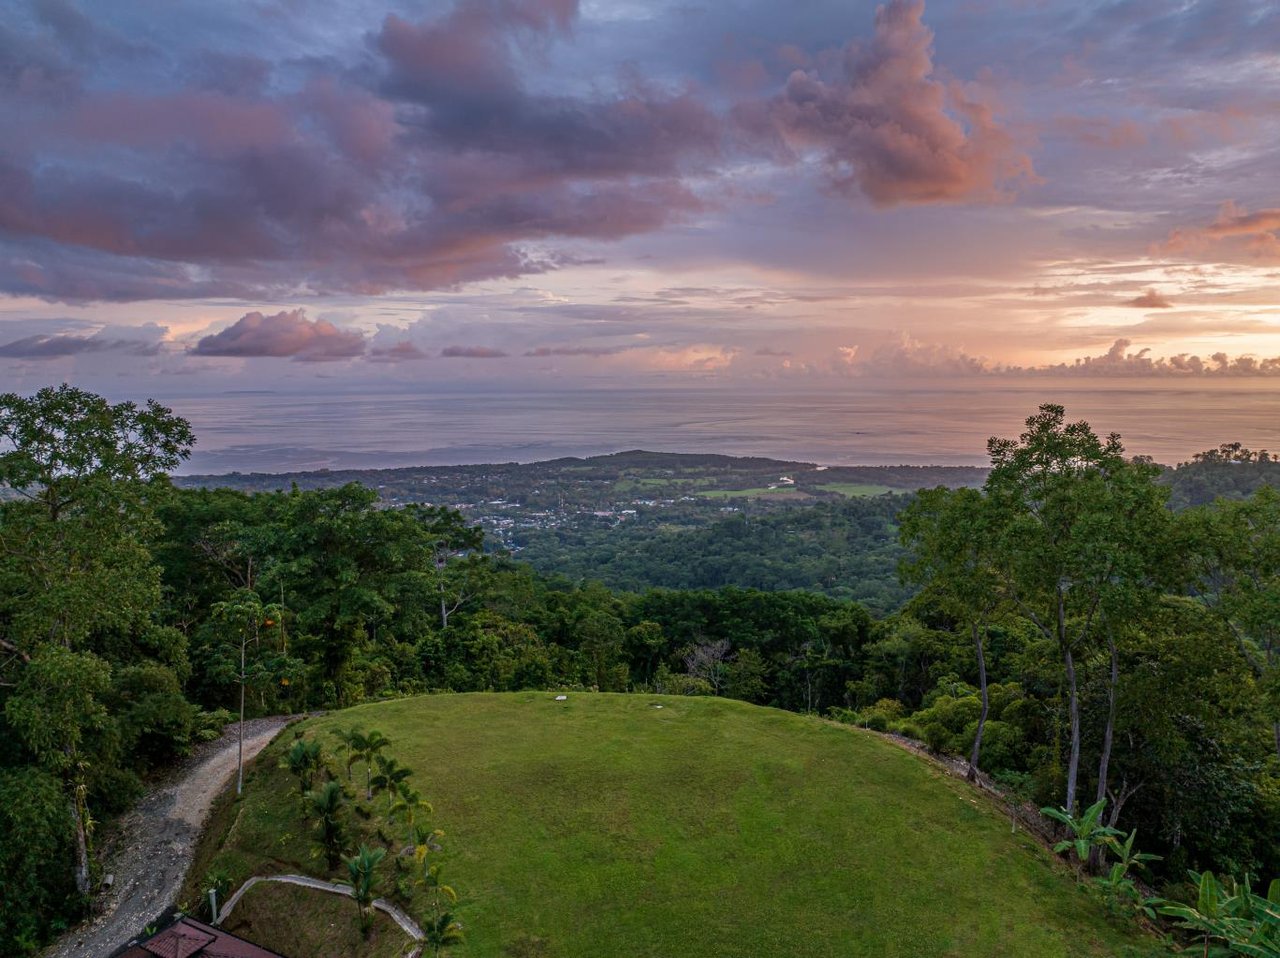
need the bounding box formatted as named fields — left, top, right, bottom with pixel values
left=217, top=873, right=425, bottom=954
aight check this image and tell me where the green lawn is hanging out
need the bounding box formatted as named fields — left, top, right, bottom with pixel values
left=195, top=694, right=1155, bottom=958
left=221, top=881, right=411, bottom=958
left=813, top=482, right=894, bottom=497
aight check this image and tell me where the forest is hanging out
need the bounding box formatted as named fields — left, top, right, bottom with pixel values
left=1, top=385, right=1278, bottom=955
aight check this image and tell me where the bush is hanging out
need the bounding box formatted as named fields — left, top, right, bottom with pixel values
left=922, top=722, right=954, bottom=754
left=860, top=713, right=887, bottom=732
left=0, top=768, right=77, bottom=955
left=193, top=708, right=234, bottom=742
left=888, top=720, right=924, bottom=741
left=112, top=664, right=198, bottom=767
left=867, top=698, right=905, bottom=721
left=968, top=719, right=1024, bottom=773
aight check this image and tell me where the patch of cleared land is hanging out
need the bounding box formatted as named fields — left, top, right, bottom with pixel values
left=190, top=693, right=1153, bottom=958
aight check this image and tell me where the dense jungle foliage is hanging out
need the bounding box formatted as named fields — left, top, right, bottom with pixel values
left=1, top=386, right=1278, bottom=955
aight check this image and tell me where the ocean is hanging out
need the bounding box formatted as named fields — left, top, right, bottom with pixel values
left=161, top=378, right=1280, bottom=474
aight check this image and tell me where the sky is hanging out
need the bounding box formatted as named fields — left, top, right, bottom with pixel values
left=2, top=0, right=1280, bottom=466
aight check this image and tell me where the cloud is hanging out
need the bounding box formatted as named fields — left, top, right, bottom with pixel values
left=1165, top=202, right=1280, bottom=263
left=1123, top=288, right=1173, bottom=308
left=0, top=321, right=165, bottom=358
left=368, top=341, right=429, bottom=363
left=741, top=0, right=1035, bottom=205
left=192, top=309, right=365, bottom=361
left=753, top=346, right=793, bottom=357
left=441, top=345, right=509, bottom=358
left=842, top=332, right=988, bottom=375
left=0, top=0, right=722, bottom=303
left=524, top=344, right=624, bottom=357
left=1029, top=339, right=1280, bottom=377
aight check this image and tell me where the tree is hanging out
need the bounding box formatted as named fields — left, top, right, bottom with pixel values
left=5, top=646, right=112, bottom=896
left=900, top=486, right=1000, bottom=780
left=0, top=385, right=193, bottom=666
left=410, top=505, right=485, bottom=630
left=391, top=783, right=435, bottom=854
left=352, top=729, right=392, bottom=801
left=684, top=640, right=732, bottom=695
left=208, top=590, right=282, bottom=795
left=341, top=844, right=386, bottom=937
left=420, top=862, right=464, bottom=957
left=1184, top=486, right=1280, bottom=760
left=371, top=754, right=413, bottom=812
left=983, top=404, right=1169, bottom=813
left=284, top=738, right=324, bottom=796
left=0, top=767, right=77, bottom=954
left=306, top=780, right=347, bottom=868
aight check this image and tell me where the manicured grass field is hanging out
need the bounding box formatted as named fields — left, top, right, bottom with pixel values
left=195, top=694, right=1154, bottom=958
left=814, top=482, right=894, bottom=497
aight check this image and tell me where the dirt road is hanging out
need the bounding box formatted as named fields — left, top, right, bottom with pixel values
left=45, top=716, right=292, bottom=958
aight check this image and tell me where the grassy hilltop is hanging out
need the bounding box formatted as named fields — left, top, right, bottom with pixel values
left=194, top=694, right=1152, bottom=958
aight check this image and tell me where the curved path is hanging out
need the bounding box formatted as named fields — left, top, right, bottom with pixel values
left=45, top=716, right=292, bottom=958
left=218, top=873, right=425, bottom=948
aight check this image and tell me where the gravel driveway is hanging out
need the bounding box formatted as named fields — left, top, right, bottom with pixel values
left=45, top=716, right=292, bottom=958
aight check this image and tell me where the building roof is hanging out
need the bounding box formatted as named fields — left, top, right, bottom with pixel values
left=114, top=916, right=285, bottom=958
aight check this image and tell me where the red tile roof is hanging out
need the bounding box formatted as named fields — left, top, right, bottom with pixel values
left=115, top=916, right=285, bottom=958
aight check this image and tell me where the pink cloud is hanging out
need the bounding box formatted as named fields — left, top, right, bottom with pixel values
left=192, top=309, right=365, bottom=361
left=1165, top=202, right=1280, bottom=263
left=1123, top=288, right=1173, bottom=308
left=746, top=0, right=1035, bottom=206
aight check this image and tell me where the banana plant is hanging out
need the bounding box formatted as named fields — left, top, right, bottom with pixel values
left=1092, top=828, right=1161, bottom=918
left=1154, top=871, right=1280, bottom=957
left=1041, top=798, right=1122, bottom=866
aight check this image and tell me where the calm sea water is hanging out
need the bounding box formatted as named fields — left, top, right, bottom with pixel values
left=164, top=379, right=1280, bottom=474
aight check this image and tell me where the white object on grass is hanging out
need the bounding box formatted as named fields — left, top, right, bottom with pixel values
left=554, top=694, right=568, bottom=701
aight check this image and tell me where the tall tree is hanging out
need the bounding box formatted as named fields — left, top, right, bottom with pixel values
left=0, top=385, right=193, bottom=663
left=900, top=486, right=1000, bottom=780
left=1184, top=485, right=1280, bottom=760
left=5, top=646, right=112, bottom=896
left=983, top=404, right=1168, bottom=813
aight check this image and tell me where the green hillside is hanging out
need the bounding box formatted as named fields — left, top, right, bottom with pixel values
left=195, top=694, right=1153, bottom=958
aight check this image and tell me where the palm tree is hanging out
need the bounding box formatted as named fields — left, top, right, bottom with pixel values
left=284, top=738, right=323, bottom=795
left=360, top=729, right=392, bottom=801
left=330, top=727, right=362, bottom=781
left=391, top=783, right=435, bottom=853
left=371, top=754, right=413, bottom=812
left=420, top=862, right=463, bottom=956
left=423, top=911, right=465, bottom=957
left=342, top=844, right=387, bottom=938
left=306, top=780, right=347, bottom=868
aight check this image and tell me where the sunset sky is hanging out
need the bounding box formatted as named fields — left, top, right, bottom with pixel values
left=2, top=0, right=1280, bottom=465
